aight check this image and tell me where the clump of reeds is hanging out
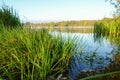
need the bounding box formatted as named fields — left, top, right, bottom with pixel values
left=94, top=18, right=120, bottom=47
left=0, top=5, right=21, bottom=28
left=0, top=26, right=76, bottom=80
left=92, top=17, right=120, bottom=80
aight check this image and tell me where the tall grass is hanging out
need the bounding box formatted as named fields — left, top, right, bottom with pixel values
left=0, top=5, right=77, bottom=80
left=94, top=18, right=120, bottom=47
left=0, top=5, right=21, bottom=28
left=93, top=18, right=120, bottom=80
left=0, top=26, right=77, bottom=80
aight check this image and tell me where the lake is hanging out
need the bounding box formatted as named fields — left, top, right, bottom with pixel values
left=48, top=26, right=120, bottom=79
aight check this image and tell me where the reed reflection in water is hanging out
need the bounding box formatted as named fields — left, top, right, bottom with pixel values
left=50, top=26, right=119, bottom=80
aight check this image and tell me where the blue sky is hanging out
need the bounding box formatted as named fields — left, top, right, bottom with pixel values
left=0, top=0, right=115, bottom=22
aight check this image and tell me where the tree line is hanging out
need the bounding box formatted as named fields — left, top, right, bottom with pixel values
left=26, top=20, right=99, bottom=27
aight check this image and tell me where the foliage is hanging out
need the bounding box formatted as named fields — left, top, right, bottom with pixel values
left=94, top=17, right=120, bottom=46
left=30, top=20, right=97, bottom=27
left=106, top=0, right=120, bottom=17
left=0, top=5, right=21, bottom=28
left=93, top=16, right=120, bottom=80
left=49, top=22, right=55, bottom=27
left=0, top=27, right=77, bottom=80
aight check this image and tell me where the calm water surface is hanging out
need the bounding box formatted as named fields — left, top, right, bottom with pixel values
left=50, top=27, right=120, bottom=79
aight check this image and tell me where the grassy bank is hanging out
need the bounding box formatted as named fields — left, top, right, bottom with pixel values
left=0, top=26, right=77, bottom=80
left=0, top=5, right=77, bottom=80
left=92, top=17, right=120, bottom=80
left=94, top=17, right=120, bottom=47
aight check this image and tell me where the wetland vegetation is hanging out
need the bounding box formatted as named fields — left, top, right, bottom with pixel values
left=0, top=0, right=120, bottom=80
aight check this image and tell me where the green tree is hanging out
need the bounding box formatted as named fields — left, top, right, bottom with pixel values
left=59, top=21, right=68, bottom=26
left=106, top=0, right=120, bottom=16
left=49, top=22, right=54, bottom=27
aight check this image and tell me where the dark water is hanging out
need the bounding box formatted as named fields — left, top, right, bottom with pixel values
left=50, top=27, right=120, bottom=79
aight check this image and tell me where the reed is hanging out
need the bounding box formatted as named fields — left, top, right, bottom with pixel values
left=0, top=26, right=77, bottom=80
left=93, top=18, right=120, bottom=80
left=0, top=5, right=21, bottom=28
left=94, top=18, right=120, bottom=47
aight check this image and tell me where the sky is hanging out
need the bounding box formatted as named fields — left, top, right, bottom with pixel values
left=0, top=0, right=115, bottom=22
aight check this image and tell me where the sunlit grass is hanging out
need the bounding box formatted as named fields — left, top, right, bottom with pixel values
left=94, top=18, right=120, bottom=47
left=0, top=26, right=77, bottom=80
left=93, top=18, right=120, bottom=80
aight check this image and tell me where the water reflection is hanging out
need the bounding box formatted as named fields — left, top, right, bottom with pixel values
left=50, top=27, right=119, bottom=79
left=51, top=26, right=94, bottom=33
left=94, top=23, right=120, bottom=47
left=32, top=26, right=94, bottom=33
left=96, top=51, right=120, bottom=80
